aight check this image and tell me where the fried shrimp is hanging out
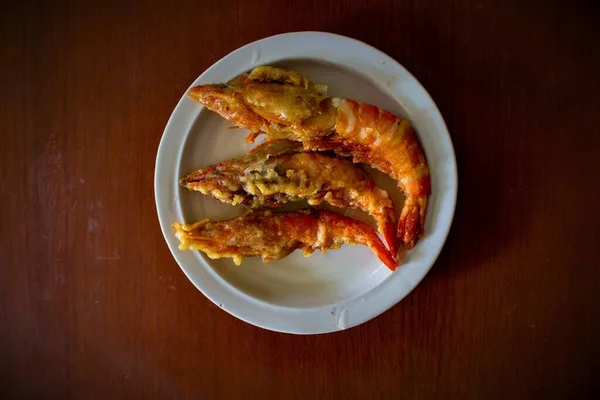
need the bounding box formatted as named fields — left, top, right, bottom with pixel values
left=172, top=209, right=397, bottom=270
left=188, top=66, right=430, bottom=248
left=180, top=140, right=397, bottom=252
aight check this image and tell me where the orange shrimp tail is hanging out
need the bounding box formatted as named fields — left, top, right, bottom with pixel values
left=321, top=211, right=397, bottom=271
left=380, top=216, right=400, bottom=255
left=397, top=196, right=427, bottom=249
left=374, top=243, right=397, bottom=271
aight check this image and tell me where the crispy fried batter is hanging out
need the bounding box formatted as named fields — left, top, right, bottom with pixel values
left=188, top=66, right=431, bottom=248
left=180, top=140, right=397, bottom=252
left=172, top=209, right=396, bottom=270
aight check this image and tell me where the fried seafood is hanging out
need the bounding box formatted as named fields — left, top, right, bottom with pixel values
left=172, top=209, right=397, bottom=270
left=180, top=140, right=398, bottom=252
left=188, top=66, right=431, bottom=248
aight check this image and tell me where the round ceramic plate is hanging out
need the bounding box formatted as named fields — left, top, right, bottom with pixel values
left=155, top=32, right=457, bottom=334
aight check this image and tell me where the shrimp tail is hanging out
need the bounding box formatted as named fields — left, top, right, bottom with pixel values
left=377, top=213, right=400, bottom=255
left=320, top=210, right=397, bottom=271
left=397, top=196, right=427, bottom=249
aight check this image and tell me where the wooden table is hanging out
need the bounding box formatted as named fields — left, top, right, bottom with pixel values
left=2, top=1, right=599, bottom=398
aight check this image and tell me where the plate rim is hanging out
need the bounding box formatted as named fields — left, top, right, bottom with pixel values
left=155, top=31, right=458, bottom=334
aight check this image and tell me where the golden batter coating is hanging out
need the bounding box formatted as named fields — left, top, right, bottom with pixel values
left=180, top=140, right=397, bottom=252
left=188, top=66, right=431, bottom=248
left=172, top=209, right=397, bottom=270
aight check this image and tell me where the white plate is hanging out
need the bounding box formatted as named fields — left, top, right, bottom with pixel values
left=155, top=32, right=457, bottom=334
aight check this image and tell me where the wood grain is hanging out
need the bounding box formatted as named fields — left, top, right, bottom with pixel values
left=1, top=0, right=599, bottom=398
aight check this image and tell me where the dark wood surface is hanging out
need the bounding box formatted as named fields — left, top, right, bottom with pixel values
left=2, top=0, right=599, bottom=398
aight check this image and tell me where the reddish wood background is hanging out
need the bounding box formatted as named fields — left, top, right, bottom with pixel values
left=2, top=0, right=599, bottom=398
